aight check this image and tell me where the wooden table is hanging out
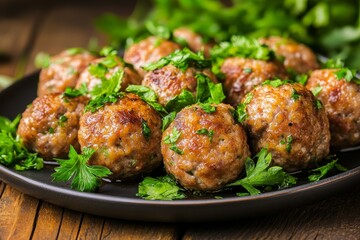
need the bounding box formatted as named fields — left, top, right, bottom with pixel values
left=0, top=1, right=359, bottom=239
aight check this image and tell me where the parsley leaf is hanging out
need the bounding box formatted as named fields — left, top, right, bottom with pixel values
left=161, top=111, right=177, bottom=131
left=35, top=52, right=51, bottom=68
left=99, top=46, right=118, bottom=57
left=262, top=79, right=290, bottom=87
left=291, top=89, right=301, bottom=101
left=66, top=47, right=86, bottom=56
left=63, top=83, right=88, bottom=98
left=295, top=74, right=308, bottom=85
left=0, top=114, right=21, bottom=136
left=315, top=99, right=323, bottom=110
left=137, top=175, right=186, bottom=200
left=280, top=135, right=293, bottom=153
left=311, top=85, right=322, bottom=96
left=236, top=93, right=253, bottom=123
left=196, top=129, right=214, bottom=142
left=308, top=157, right=347, bottom=182
left=227, top=148, right=297, bottom=195
left=52, top=146, right=112, bottom=192
left=323, top=58, right=344, bottom=68
left=165, top=90, right=195, bottom=113
left=163, top=127, right=183, bottom=155
left=141, top=119, right=151, bottom=141
left=334, top=68, right=358, bottom=83
left=143, top=48, right=211, bottom=72
left=195, top=73, right=226, bottom=104
left=125, top=85, right=168, bottom=115
left=198, top=103, right=216, bottom=113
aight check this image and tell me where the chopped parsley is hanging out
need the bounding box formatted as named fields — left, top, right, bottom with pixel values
left=165, top=90, right=195, bottom=113
left=323, top=58, right=344, bottom=68
left=262, top=79, right=290, bottom=87
left=244, top=68, right=253, bottom=74
left=66, top=47, right=86, bottom=56
left=290, top=89, right=301, bottom=101
left=195, top=73, right=226, bottom=104
left=137, top=175, right=186, bottom=200
left=48, top=127, right=55, bottom=134
left=141, top=119, right=151, bottom=141
left=236, top=93, right=253, bottom=123
left=58, top=115, right=68, bottom=125
left=308, top=156, right=347, bottom=182
left=311, top=85, right=322, bottom=96
left=52, top=146, right=112, bottom=192
left=196, top=129, right=214, bottom=142
left=99, top=46, right=118, bottom=57
left=34, top=52, right=51, bottom=68
left=295, top=74, right=308, bottom=85
left=143, top=48, right=211, bottom=72
left=163, top=127, right=183, bottom=155
left=315, top=99, right=323, bottom=110
left=334, top=68, right=360, bottom=84
left=161, top=111, right=177, bottom=131
left=227, top=148, right=297, bottom=195
left=280, top=135, right=293, bottom=153
left=198, top=103, right=216, bottom=113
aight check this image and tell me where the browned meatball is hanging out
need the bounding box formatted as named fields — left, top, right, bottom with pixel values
left=306, top=69, right=360, bottom=149
left=161, top=103, right=250, bottom=191
left=124, top=36, right=181, bottom=77
left=259, top=36, right=320, bottom=74
left=221, top=57, right=288, bottom=106
left=17, top=93, right=87, bottom=160
left=173, top=27, right=213, bottom=57
left=38, top=50, right=96, bottom=96
left=243, top=83, right=330, bottom=172
left=75, top=57, right=141, bottom=93
left=142, top=65, right=216, bottom=106
left=78, top=93, right=162, bottom=180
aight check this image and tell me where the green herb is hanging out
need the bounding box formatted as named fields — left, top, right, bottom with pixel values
left=137, top=175, right=186, bottom=200
left=85, top=93, right=123, bottom=113
left=162, top=111, right=177, bottom=132
left=214, top=196, right=223, bottom=199
left=66, top=47, right=86, bottom=56
left=52, top=146, right=112, bottom=192
left=0, top=116, right=43, bottom=171
left=143, top=48, right=211, bottom=72
left=145, top=21, right=171, bottom=40
left=311, top=85, right=323, bottom=96
left=244, top=68, right=253, bottom=74
left=48, top=127, right=55, bottom=134
left=295, top=74, right=308, bottom=85
left=262, top=79, right=290, bottom=87
left=236, top=192, right=250, bottom=197
left=125, top=85, right=167, bottom=115
left=63, top=83, right=88, bottom=98
left=58, top=115, right=68, bottom=125
left=163, top=127, right=183, bottom=155
left=236, top=93, right=253, bottom=123
left=141, top=119, right=151, bottom=141
left=315, top=99, right=323, bottom=110
left=195, top=73, right=226, bottom=104
left=227, top=148, right=297, bottom=195
left=291, top=89, right=301, bottom=101
left=323, top=58, right=344, bottom=68
left=99, top=46, right=118, bottom=57
left=308, top=157, right=347, bottom=182
left=198, top=103, right=216, bottom=113
left=196, top=129, right=214, bottom=142
left=88, top=63, right=108, bottom=79
left=334, top=68, right=358, bottom=83
left=165, top=90, right=195, bottom=113
left=34, top=52, right=51, bottom=68
left=280, top=135, right=293, bottom=153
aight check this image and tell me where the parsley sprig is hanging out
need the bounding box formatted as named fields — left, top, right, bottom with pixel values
left=227, top=148, right=297, bottom=195
left=163, top=127, right=183, bottom=155
left=308, top=156, right=347, bottom=182
left=52, top=146, right=112, bottom=192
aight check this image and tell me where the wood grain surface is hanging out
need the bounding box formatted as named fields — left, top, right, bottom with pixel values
left=0, top=1, right=359, bottom=240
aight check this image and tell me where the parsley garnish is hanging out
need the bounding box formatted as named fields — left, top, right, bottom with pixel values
left=308, top=156, right=347, bottom=182
left=99, top=46, right=118, bottom=57
left=63, top=83, right=88, bottom=98
left=34, top=52, right=51, bottom=68
left=165, top=90, right=195, bottom=113
left=227, top=148, right=297, bottom=195
left=195, top=73, right=226, bottom=104
left=280, top=135, right=293, bottom=153
left=0, top=115, right=43, bottom=171
left=143, top=48, right=211, bottom=72
left=196, top=129, right=214, bottom=142
left=323, top=58, right=344, bottom=68
left=334, top=68, right=359, bottom=84
left=66, top=47, right=86, bottom=56
left=58, top=115, right=68, bottom=126
left=311, top=85, right=322, bottom=96
left=52, top=146, right=112, bottom=192
left=137, top=175, right=186, bottom=200
left=315, top=99, right=323, bottom=110
left=262, top=79, right=290, bottom=87
left=198, top=103, right=216, bottom=113
left=295, top=74, right=308, bottom=85
left=161, top=111, right=177, bottom=132
left=244, top=68, right=253, bottom=74
left=141, top=119, right=151, bottom=141
left=291, top=89, right=301, bottom=101
left=164, top=127, right=183, bottom=155
left=236, top=93, right=253, bottom=123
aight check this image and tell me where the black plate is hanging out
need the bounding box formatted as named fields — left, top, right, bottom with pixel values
left=0, top=73, right=359, bottom=222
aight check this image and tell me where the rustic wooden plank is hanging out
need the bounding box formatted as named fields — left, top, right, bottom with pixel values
left=57, top=209, right=83, bottom=240
left=101, top=219, right=181, bottom=240
left=183, top=186, right=360, bottom=240
left=31, top=202, right=64, bottom=240
left=77, top=214, right=105, bottom=240
left=0, top=185, right=39, bottom=239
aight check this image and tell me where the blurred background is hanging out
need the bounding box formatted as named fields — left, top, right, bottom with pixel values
left=1, top=0, right=359, bottom=90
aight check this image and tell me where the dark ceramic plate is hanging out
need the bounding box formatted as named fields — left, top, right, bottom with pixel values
left=0, top=73, right=359, bottom=222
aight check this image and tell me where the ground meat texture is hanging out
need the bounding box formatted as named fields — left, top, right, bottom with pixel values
left=259, top=36, right=320, bottom=74
left=78, top=93, right=162, bottom=180
left=124, top=36, right=181, bottom=77
left=306, top=69, right=360, bottom=149
left=173, top=27, right=213, bottom=57
left=142, top=65, right=217, bottom=106
left=38, top=50, right=96, bottom=96
left=75, top=57, right=141, bottom=93
left=243, top=83, right=330, bottom=172
left=221, top=57, right=288, bottom=106
left=17, top=93, right=87, bottom=160
left=161, top=103, right=250, bottom=191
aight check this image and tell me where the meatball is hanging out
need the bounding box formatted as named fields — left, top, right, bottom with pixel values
left=143, top=65, right=216, bottom=106
left=306, top=69, right=360, bottom=149
left=38, top=50, right=96, bottom=96
left=124, top=36, right=181, bottom=77
left=161, top=103, right=250, bottom=191
left=243, top=82, right=330, bottom=172
left=221, top=57, right=288, bottom=106
left=259, top=36, right=319, bottom=74
left=75, top=56, right=141, bottom=93
left=173, top=27, right=213, bottom=57
left=17, top=93, right=87, bottom=160
left=78, top=93, right=162, bottom=180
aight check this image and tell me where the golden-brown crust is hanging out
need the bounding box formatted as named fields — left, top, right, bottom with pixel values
left=243, top=83, right=330, bottom=172
left=78, top=93, right=163, bottom=180
left=161, top=103, right=250, bottom=191
left=17, top=93, right=87, bottom=160
left=306, top=69, right=360, bottom=149
left=142, top=65, right=217, bottom=106
left=221, top=57, right=288, bottom=106
left=124, top=36, right=181, bottom=77
left=37, top=51, right=96, bottom=96
left=259, top=36, right=320, bottom=74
